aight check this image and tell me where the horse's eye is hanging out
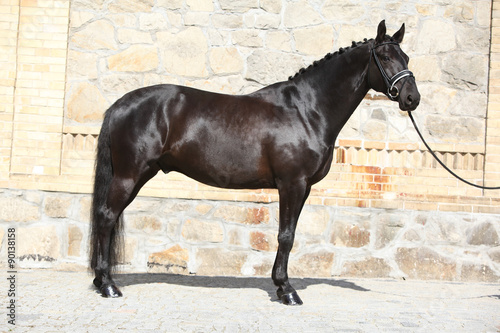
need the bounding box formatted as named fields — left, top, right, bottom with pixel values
left=383, top=56, right=390, bottom=62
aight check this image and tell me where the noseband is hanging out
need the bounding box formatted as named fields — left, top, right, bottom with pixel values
left=371, top=41, right=414, bottom=101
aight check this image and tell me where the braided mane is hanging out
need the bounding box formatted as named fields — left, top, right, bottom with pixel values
left=288, top=38, right=374, bottom=81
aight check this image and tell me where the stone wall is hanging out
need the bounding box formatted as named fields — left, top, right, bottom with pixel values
left=0, top=0, right=499, bottom=282
left=1, top=188, right=499, bottom=282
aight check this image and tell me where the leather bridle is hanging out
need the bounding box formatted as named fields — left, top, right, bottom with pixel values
left=371, top=41, right=414, bottom=101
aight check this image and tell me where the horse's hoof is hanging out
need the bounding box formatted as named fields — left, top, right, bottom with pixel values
left=278, top=290, right=303, bottom=306
left=100, top=284, right=123, bottom=298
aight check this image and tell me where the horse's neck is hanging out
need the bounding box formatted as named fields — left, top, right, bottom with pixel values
left=299, top=45, right=371, bottom=145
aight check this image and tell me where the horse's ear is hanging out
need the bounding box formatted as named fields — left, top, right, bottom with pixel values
left=376, top=20, right=386, bottom=44
left=392, top=23, right=405, bottom=43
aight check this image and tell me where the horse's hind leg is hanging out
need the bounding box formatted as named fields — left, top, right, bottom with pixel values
left=93, top=169, right=158, bottom=297
left=272, top=180, right=311, bottom=305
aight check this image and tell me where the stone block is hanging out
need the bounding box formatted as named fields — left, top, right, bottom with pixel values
left=249, top=230, right=277, bottom=252
left=108, top=45, right=159, bottom=72
left=293, top=25, right=334, bottom=57
left=424, top=217, right=464, bottom=245
left=266, top=31, right=292, bottom=52
left=18, top=225, right=60, bottom=261
left=66, top=82, right=107, bottom=123
left=139, top=12, right=168, bottom=30
left=289, top=251, right=334, bottom=277
left=148, top=244, right=189, bottom=274
left=196, top=248, right=247, bottom=276
left=209, top=47, right=243, bottom=74
left=213, top=205, right=269, bottom=225
left=330, top=220, right=370, bottom=248
left=78, top=197, right=91, bottom=223
left=67, top=224, right=82, bottom=257
left=67, top=50, right=98, bottom=79
left=0, top=197, right=40, bottom=222
left=415, top=19, right=456, bottom=54
left=109, top=0, right=154, bottom=12
left=186, top=0, right=214, bottom=11
left=131, top=215, right=162, bottom=234
left=70, top=20, right=118, bottom=50
left=341, top=257, right=391, bottom=278
left=284, top=0, right=322, bottom=28
left=195, top=203, right=213, bottom=216
left=460, top=262, right=499, bottom=282
left=246, top=50, right=303, bottom=85
left=396, top=247, right=456, bottom=280
left=231, top=30, right=263, bottom=47
left=466, top=222, right=500, bottom=246
left=117, top=28, right=153, bottom=44
left=260, top=0, right=281, bottom=14
left=297, top=207, right=330, bottom=236
left=322, top=0, right=363, bottom=22
left=375, top=213, right=405, bottom=249
left=182, top=219, right=224, bottom=243
left=44, top=196, right=72, bottom=218
left=219, top=0, right=258, bottom=13
left=157, top=27, right=208, bottom=77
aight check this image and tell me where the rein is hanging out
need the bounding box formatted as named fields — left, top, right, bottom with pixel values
left=373, top=41, right=500, bottom=190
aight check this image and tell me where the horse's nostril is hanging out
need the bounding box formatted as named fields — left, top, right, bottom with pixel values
left=407, top=95, right=413, bottom=103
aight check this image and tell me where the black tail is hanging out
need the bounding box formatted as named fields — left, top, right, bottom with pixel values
left=89, top=108, right=123, bottom=272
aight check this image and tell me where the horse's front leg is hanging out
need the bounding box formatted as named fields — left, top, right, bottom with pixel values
left=272, top=180, right=311, bottom=305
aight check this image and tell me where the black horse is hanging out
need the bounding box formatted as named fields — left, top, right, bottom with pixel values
left=90, top=21, right=420, bottom=305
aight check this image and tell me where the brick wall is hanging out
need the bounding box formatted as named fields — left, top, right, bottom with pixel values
left=0, top=0, right=499, bottom=281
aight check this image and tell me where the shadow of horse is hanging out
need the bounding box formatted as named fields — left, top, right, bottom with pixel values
left=109, top=273, right=370, bottom=302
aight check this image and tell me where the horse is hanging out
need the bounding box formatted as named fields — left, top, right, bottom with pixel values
left=90, top=20, right=420, bottom=305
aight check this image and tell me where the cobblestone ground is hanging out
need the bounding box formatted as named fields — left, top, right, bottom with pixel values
left=4, top=269, right=500, bottom=332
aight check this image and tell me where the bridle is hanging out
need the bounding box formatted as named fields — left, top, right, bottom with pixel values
left=371, top=41, right=414, bottom=101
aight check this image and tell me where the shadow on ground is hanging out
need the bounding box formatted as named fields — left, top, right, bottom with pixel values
left=111, top=273, right=370, bottom=302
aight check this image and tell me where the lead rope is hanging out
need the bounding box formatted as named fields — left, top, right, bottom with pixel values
left=408, top=111, right=500, bottom=190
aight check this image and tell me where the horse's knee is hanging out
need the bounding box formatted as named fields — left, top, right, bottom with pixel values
left=277, top=231, right=295, bottom=252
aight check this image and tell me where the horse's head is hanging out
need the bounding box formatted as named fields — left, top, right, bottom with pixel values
left=369, top=20, right=420, bottom=111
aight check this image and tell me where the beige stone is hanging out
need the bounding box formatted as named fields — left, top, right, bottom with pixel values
left=184, top=12, right=211, bottom=26
left=266, top=31, right=292, bottom=52
left=70, top=11, right=94, bottom=28
left=342, top=257, right=391, bottom=278
left=99, top=73, right=142, bottom=96
left=466, top=222, right=500, bottom=246
left=131, top=215, right=162, bottom=233
left=67, top=50, right=99, bottom=79
left=249, top=230, right=277, bottom=252
left=117, top=28, right=153, bottom=44
left=396, top=247, right=456, bottom=280
left=460, top=262, right=499, bottom=282
left=219, top=0, right=258, bottom=13
left=78, top=197, right=91, bottom=224
left=195, top=203, right=213, bottom=215
left=375, top=214, right=405, bottom=249
left=66, top=82, right=107, bottom=123
left=108, top=45, right=159, bottom=72
left=255, top=13, right=280, bottom=30
left=139, top=12, right=169, bottom=30
left=68, top=225, right=82, bottom=257
left=157, top=27, right=208, bottom=77
left=322, top=1, right=363, bottom=22
left=18, top=225, right=60, bottom=261
left=211, top=14, right=243, bottom=29
left=284, top=0, right=322, bottom=28
left=71, top=20, right=118, bottom=51
left=331, top=221, right=370, bottom=248
left=246, top=50, right=303, bottom=85
left=196, top=248, right=247, bottom=276
left=44, top=196, right=72, bottom=218
left=335, top=25, right=373, bottom=49
left=186, top=0, right=214, bottom=11
left=409, top=56, right=440, bottom=82
left=209, top=47, right=244, bottom=74
left=182, top=219, right=224, bottom=243
left=109, top=0, right=154, bottom=12
left=213, top=205, right=269, bottom=225
left=260, top=0, right=281, bottom=14
left=0, top=197, right=40, bottom=222
left=232, top=30, right=263, bottom=48
left=289, top=251, right=334, bottom=277
left=362, top=120, right=387, bottom=141
left=415, top=19, right=456, bottom=54
left=148, top=244, right=189, bottom=274
left=297, top=207, right=330, bottom=236
left=294, top=25, right=334, bottom=57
